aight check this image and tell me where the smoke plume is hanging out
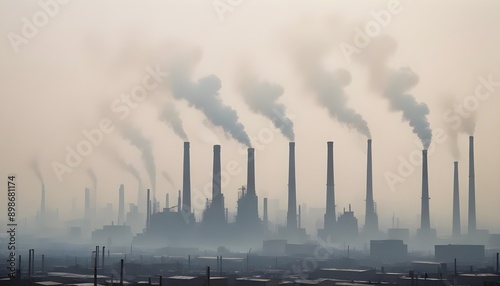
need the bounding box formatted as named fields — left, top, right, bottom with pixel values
left=31, top=158, right=44, bottom=184
left=109, top=150, right=143, bottom=186
left=442, top=95, right=476, bottom=159
left=161, top=170, right=174, bottom=187
left=386, top=68, right=433, bottom=149
left=121, top=126, right=156, bottom=193
left=160, top=101, right=188, bottom=141
left=357, top=35, right=432, bottom=148
left=238, top=73, right=295, bottom=141
left=169, top=70, right=252, bottom=147
left=287, top=20, right=371, bottom=138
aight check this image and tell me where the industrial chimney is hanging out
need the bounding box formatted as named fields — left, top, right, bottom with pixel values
left=118, top=184, right=125, bottom=225
left=85, top=187, right=90, bottom=219
left=263, top=197, right=268, bottom=229
left=41, top=183, right=46, bottom=219
left=211, top=145, right=225, bottom=222
left=453, top=161, right=461, bottom=236
left=213, top=145, right=222, bottom=199
left=468, top=136, right=476, bottom=234
left=324, top=141, right=336, bottom=231
left=247, top=148, right=256, bottom=195
left=421, top=150, right=430, bottom=230
left=146, top=189, right=151, bottom=230
left=182, top=142, right=191, bottom=214
left=287, top=142, right=297, bottom=229
left=364, top=139, right=379, bottom=234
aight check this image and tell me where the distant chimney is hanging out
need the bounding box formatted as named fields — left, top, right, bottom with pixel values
left=287, top=142, right=297, bottom=229
left=364, top=139, right=378, bottom=233
left=421, top=150, right=430, bottom=230
left=146, top=189, right=151, bottom=230
left=468, top=136, right=476, bottom=234
left=324, top=141, right=336, bottom=231
left=213, top=145, right=222, bottom=199
left=41, top=183, right=46, bottom=218
left=211, top=144, right=225, bottom=222
left=247, top=148, right=256, bottom=195
left=182, top=142, right=191, bottom=214
left=85, top=187, right=90, bottom=219
left=453, top=161, right=461, bottom=236
left=263, top=198, right=268, bottom=228
left=118, top=184, right=125, bottom=225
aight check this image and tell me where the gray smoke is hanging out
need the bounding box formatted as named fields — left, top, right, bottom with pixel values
left=288, top=25, right=371, bottom=138
left=110, top=151, right=143, bottom=186
left=357, top=35, right=432, bottom=148
left=238, top=74, right=295, bottom=141
left=386, top=68, right=433, bottom=149
left=87, top=168, right=97, bottom=191
left=160, top=101, right=188, bottom=141
left=442, top=95, right=476, bottom=159
left=161, top=170, right=174, bottom=187
left=121, top=126, right=156, bottom=193
left=31, top=158, right=44, bottom=184
left=169, top=71, right=252, bottom=147
left=314, top=69, right=371, bottom=138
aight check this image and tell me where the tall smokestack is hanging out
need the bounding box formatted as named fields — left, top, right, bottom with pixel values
left=421, top=150, right=430, bottom=230
left=41, top=183, right=46, bottom=218
left=85, top=187, right=90, bottom=219
left=324, top=141, right=335, bottom=231
left=182, top=142, right=191, bottom=214
left=287, top=142, right=297, bottom=229
left=453, top=161, right=461, bottom=236
left=263, top=198, right=268, bottom=228
left=364, top=139, right=378, bottom=233
left=146, top=189, right=150, bottom=230
left=213, top=145, right=222, bottom=199
left=468, top=136, right=476, bottom=234
left=247, top=148, right=256, bottom=195
left=118, top=184, right=125, bottom=225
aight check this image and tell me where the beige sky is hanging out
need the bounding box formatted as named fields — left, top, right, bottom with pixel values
left=1, top=0, right=500, bottom=235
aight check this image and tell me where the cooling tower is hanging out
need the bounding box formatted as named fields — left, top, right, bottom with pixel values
left=287, top=142, right=297, bottom=229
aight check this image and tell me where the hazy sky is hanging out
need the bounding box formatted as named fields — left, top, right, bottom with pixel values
left=1, top=0, right=500, bottom=235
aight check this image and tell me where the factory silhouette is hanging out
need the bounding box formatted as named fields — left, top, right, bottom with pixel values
left=4, top=135, right=500, bottom=285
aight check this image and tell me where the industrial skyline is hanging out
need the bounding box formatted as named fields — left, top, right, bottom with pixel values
left=1, top=0, right=500, bottom=246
